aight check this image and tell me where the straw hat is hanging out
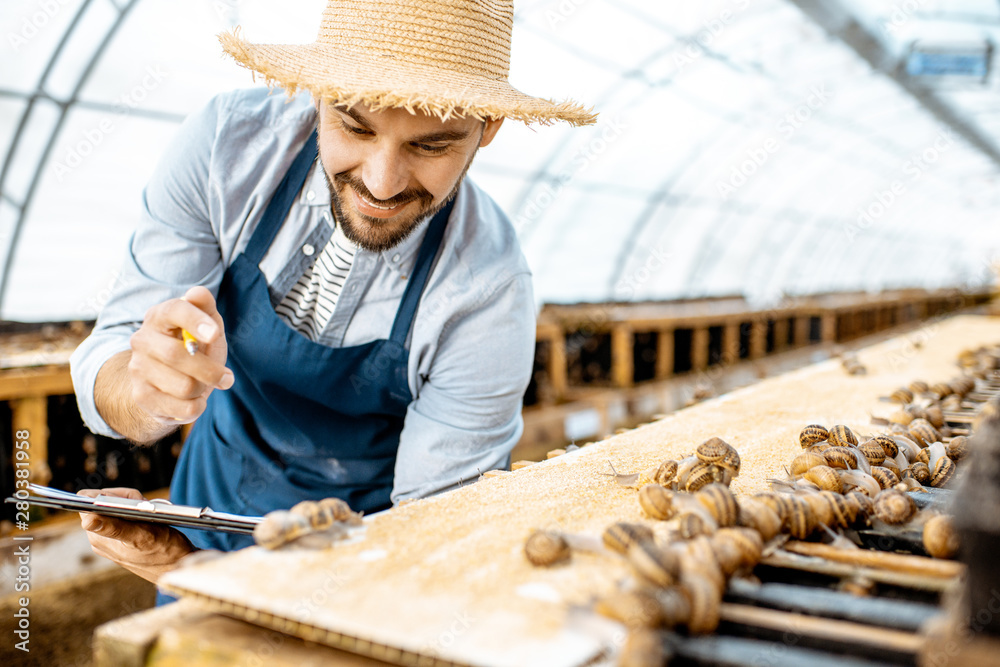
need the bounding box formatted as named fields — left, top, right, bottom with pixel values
left=219, top=0, right=597, bottom=126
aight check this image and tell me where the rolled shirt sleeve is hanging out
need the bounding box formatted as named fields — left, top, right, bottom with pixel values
left=391, top=272, right=536, bottom=503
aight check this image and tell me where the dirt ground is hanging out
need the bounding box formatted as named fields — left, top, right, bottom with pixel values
left=1, top=567, right=155, bottom=667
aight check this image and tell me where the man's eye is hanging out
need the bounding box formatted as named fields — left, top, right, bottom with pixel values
left=342, top=122, right=370, bottom=136
left=415, top=143, right=448, bottom=154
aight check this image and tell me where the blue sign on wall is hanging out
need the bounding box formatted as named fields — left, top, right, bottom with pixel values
left=906, top=44, right=991, bottom=79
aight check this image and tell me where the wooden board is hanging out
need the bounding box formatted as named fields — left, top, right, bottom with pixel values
left=159, top=314, right=1000, bottom=667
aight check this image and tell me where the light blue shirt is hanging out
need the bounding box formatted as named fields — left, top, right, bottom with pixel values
left=70, top=88, right=536, bottom=504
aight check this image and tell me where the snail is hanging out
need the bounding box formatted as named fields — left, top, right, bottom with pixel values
left=608, top=459, right=679, bottom=489
left=685, top=462, right=725, bottom=493
left=680, top=571, right=722, bottom=635
left=923, top=514, right=959, bottom=559
left=737, top=498, right=783, bottom=541
left=789, top=451, right=827, bottom=477
left=889, top=410, right=914, bottom=427
left=903, top=462, right=931, bottom=485
left=696, top=437, right=741, bottom=480
left=677, top=511, right=713, bottom=539
left=908, top=419, right=940, bottom=447
left=638, top=484, right=678, bottom=521
left=890, top=387, right=914, bottom=404
left=798, top=424, right=829, bottom=449
left=891, top=435, right=921, bottom=463
left=618, top=629, right=668, bottom=667
left=924, top=405, right=945, bottom=429
left=317, top=497, right=364, bottom=526
left=873, top=489, right=917, bottom=525
left=627, top=540, right=680, bottom=587
left=253, top=510, right=312, bottom=550
left=839, top=469, right=883, bottom=497
left=870, top=466, right=900, bottom=490
left=696, top=483, right=740, bottom=528
left=784, top=496, right=815, bottom=540
left=594, top=590, right=664, bottom=629
left=947, top=436, right=968, bottom=462
left=847, top=491, right=873, bottom=527
left=711, top=527, right=763, bottom=576
left=868, top=434, right=899, bottom=459
left=603, top=522, right=655, bottom=555
left=524, top=530, right=571, bottom=566
left=909, top=380, right=929, bottom=394
left=857, top=441, right=886, bottom=467
left=827, top=425, right=859, bottom=449
left=801, top=465, right=842, bottom=493
left=823, top=446, right=860, bottom=471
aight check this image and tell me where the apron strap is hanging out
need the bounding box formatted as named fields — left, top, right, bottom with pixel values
left=244, top=130, right=319, bottom=265
left=389, top=197, right=455, bottom=346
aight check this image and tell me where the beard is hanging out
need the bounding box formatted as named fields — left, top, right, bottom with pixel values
left=319, top=143, right=479, bottom=253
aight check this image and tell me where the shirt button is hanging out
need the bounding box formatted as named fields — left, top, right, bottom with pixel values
left=302, top=244, right=315, bottom=256
left=392, top=253, right=400, bottom=262
left=306, top=190, right=316, bottom=201
left=350, top=284, right=357, bottom=292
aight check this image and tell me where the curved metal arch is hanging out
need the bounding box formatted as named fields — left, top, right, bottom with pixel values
left=0, top=0, right=142, bottom=316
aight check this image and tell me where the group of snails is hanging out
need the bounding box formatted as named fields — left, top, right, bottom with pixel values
left=253, top=497, right=363, bottom=549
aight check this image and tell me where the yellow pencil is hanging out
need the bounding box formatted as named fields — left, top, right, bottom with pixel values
left=181, top=329, right=198, bottom=356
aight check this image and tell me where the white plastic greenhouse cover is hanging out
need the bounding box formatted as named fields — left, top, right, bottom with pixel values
left=2, top=0, right=999, bottom=323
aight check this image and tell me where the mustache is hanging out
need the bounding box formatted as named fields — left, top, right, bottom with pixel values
left=332, top=173, right=431, bottom=208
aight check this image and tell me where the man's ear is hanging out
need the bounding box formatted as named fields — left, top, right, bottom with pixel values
left=479, top=117, right=505, bottom=148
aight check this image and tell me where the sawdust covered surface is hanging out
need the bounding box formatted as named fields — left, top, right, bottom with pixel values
left=160, top=315, right=1000, bottom=666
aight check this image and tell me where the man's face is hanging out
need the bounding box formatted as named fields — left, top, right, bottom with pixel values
left=315, top=101, right=503, bottom=252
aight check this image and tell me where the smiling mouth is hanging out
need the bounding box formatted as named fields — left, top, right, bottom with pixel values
left=359, top=193, right=404, bottom=211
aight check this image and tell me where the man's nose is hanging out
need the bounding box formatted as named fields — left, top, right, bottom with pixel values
left=361, top=147, right=409, bottom=201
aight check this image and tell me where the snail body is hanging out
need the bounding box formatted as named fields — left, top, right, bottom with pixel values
left=253, top=511, right=311, bottom=549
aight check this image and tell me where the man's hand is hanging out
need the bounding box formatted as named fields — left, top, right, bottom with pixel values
left=78, top=488, right=195, bottom=584
left=95, top=286, right=234, bottom=443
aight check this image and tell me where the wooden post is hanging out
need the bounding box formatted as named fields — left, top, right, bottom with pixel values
left=749, top=320, right=767, bottom=360
left=692, top=327, right=709, bottom=372
left=10, top=396, right=51, bottom=486
left=655, top=329, right=674, bottom=380
left=795, top=316, right=811, bottom=347
left=547, top=329, right=567, bottom=401
left=611, top=324, right=633, bottom=388
left=822, top=313, right=837, bottom=343
left=723, top=322, right=739, bottom=365
left=773, top=318, right=789, bottom=353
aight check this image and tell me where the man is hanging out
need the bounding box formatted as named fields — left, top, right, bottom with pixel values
left=69, top=0, right=595, bottom=584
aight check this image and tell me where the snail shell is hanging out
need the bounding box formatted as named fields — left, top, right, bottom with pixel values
left=594, top=590, right=664, bottom=628
left=655, top=587, right=693, bottom=629
left=890, top=387, right=914, bottom=404
left=802, top=493, right=834, bottom=528
left=627, top=540, right=680, bottom=587
left=930, top=457, right=956, bottom=488
left=711, top=527, right=764, bottom=576
left=603, top=522, right=655, bottom=555
left=696, top=437, right=732, bottom=466
left=677, top=511, right=713, bottom=539
left=686, top=462, right=724, bottom=492
left=924, top=405, right=945, bottom=429
left=905, top=404, right=927, bottom=420
left=908, top=419, right=940, bottom=447
left=680, top=537, right=726, bottom=594
left=880, top=456, right=900, bottom=477
left=754, top=492, right=793, bottom=522
left=869, top=434, right=899, bottom=459
left=873, top=489, right=917, bottom=525
left=653, top=459, right=679, bottom=486
left=253, top=510, right=312, bottom=549
left=799, top=425, right=829, bottom=449
left=870, top=466, right=900, bottom=490
left=802, top=465, right=842, bottom=492
left=823, top=447, right=859, bottom=470
left=930, top=382, right=953, bottom=399
left=923, top=515, right=959, bottom=559
left=318, top=497, right=363, bottom=526
left=618, top=629, right=668, bottom=667
left=638, top=484, right=678, bottom=521
left=915, top=448, right=930, bottom=466
left=790, top=451, right=827, bottom=477
left=889, top=410, right=914, bottom=427
left=524, top=530, right=571, bottom=566
left=696, top=483, right=740, bottom=527
left=290, top=500, right=334, bottom=531
left=828, top=425, right=859, bottom=449
left=785, top=496, right=816, bottom=540
left=847, top=490, right=873, bottom=526
left=738, top=498, right=783, bottom=541
left=947, top=436, right=968, bottom=462
left=820, top=491, right=858, bottom=529
left=904, top=462, right=931, bottom=485
left=909, top=380, right=929, bottom=394
left=680, top=572, right=722, bottom=635
left=857, top=441, right=887, bottom=467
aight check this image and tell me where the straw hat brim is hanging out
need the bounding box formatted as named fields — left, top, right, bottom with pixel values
left=219, top=31, right=597, bottom=127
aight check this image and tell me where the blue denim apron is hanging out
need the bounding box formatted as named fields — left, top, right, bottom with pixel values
left=169, top=130, right=453, bottom=552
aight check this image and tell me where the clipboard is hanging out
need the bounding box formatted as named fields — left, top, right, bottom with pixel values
left=6, top=484, right=263, bottom=535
